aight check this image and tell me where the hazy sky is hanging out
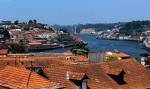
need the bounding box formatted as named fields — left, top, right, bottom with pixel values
left=0, top=0, right=150, bottom=25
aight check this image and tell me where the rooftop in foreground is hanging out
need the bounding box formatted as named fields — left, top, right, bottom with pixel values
left=0, top=53, right=149, bottom=89
left=0, top=66, right=62, bottom=89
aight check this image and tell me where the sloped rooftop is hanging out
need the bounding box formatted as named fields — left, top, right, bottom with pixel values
left=0, top=66, right=62, bottom=89
left=43, top=59, right=150, bottom=89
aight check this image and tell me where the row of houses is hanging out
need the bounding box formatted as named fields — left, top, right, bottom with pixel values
left=0, top=52, right=149, bottom=89
left=8, top=28, right=57, bottom=42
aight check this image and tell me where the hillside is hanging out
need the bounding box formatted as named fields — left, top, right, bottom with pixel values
left=119, top=20, right=150, bottom=35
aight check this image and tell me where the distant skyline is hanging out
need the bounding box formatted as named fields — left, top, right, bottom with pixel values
left=0, top=0, right=150, bottom=25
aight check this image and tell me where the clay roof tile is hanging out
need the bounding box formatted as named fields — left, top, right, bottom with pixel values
left=0, top=66, right=62, bottom=89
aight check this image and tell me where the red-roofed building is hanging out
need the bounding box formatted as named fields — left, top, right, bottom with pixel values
left=43, top=59, right=150, bottom=89
left=28, top=42, right=42, bottom=46
left=0, top=49, right=8, bottom=55
left=0, top=54, right=150, bottom=89
left=145, top=36, right=150, bottom=40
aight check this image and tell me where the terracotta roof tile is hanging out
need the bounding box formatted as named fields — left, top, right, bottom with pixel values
left=43, top=64, right=121, bottom=89
left=0, top=56, right=73, bottom=67
left=105, top=52, right=131, bottom=60
left=0, top=66, right=61, bottom=89
left=43, top=59, right=150, bottom=89
left=112, top=53, right=130, bottom=58
left=101, top=59, right=150, bottom=89
left=76, top=56, right=88, bottom=62
left=0, top=54, right=150, bottom=89
left=67, top=71, right=87, bottom=80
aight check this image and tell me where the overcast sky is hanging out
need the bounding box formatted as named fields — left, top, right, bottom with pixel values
left=0, top=0, right=150, bottom=25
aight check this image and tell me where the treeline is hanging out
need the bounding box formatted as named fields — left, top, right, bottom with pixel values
left=0, top=28, right=10, bottom=40
left=119, top=20, right=150, bottom=35
left=2, top=19, right=54, bottom=31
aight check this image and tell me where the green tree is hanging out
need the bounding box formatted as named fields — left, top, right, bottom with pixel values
left=106, top=56, right=118, bottom=61
left=0, top=29, right=10, bottom=40
left=33, top=19, right=37, bottom=24
left=9, top=43, right=27, bottom=53
left=14, top=20, right=19, bottom=25
left=23, top=25, right=30, bottom=30
left=120, top=20, right=150, bottom=35
left=58, top=34, right=73, bottom=42
left=71, top=42, right=88, bottom=55
left=28, top=20, right=33, bottom=24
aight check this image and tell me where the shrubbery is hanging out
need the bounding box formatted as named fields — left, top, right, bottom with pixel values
left=106, top=56, right=118, bottom=61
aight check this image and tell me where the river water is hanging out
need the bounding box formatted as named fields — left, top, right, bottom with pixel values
left=33, top=34, right=149, bottom=59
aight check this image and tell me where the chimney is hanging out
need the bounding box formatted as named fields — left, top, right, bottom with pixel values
left=82, top=79, right=88, bottom=89
left=141, top=56, right=146, bottom=66
left=66, top=71, right=70, bottom=80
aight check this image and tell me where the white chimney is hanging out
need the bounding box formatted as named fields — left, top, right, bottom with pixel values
left=66, top=71, right=70, bottom=80
left=82, top=79, right=87, bottom=89
left=141, top=57, right=146, bottom=66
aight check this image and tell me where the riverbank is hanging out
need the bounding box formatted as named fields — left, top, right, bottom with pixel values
left=96, top=36, right=140, bottom=42
left=28, top=42, right=76, bottom=52
left=30, top=34, right=148, bottom=60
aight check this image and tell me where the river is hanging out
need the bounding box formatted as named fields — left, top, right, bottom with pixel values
left=80, top=34, right=148, bottom=59
left=32, top=34, right=148, bottom=59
